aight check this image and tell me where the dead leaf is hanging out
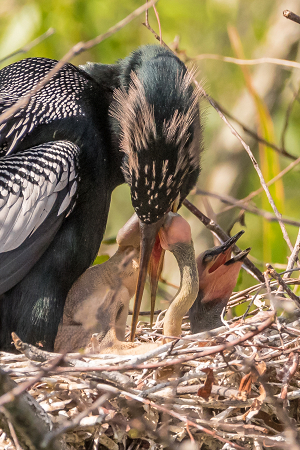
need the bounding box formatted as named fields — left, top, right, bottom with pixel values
left=197, top=368, right=215, bottom=399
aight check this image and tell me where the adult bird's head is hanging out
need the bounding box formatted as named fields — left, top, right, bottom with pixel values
left=110, top=46, right=202, bottom=340
left=189, top=231, right=251, bottom=333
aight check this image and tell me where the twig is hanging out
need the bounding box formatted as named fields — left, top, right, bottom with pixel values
left=42, top=393, right=110, bottom=447
left=211, top=100, right=297, bottom=161
left=188, top=53, right=300, bottom=71
left=267, top=264, right=300, bottom=308
left=0, top=0, right=158, bottom=135
left=282, top=228, right=300, bottom=280
left=0, top=369, right=60, bottom=450
left=283, top=10, right=300, bottom=25
left=281, top=86, right=300, bottom=150
left=28, top=314, right=275, bottom=375
left=219, top=156, right=300, bottom=215
left=253, top=363, right=300, bottom=449
left=0, top=353, right=65, bottom=408
left=183, top=198, right=265, bottom=282
left=193, top=81, right=294, bottom=253
left=153, top=4, right=162, bottom=45
left=197, top=188, right=300, bottom=227
left=0, top=28, right=55, bottom=65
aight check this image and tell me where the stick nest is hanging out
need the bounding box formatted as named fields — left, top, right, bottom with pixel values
left=1, top=283, right=300, bottom=450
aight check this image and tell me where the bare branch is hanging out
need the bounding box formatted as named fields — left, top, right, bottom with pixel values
left=197, top=188, right=300, bottom=227
left=189, top=53, right=300, bottom=71
left=0, top=28, right=55, bottom=65
left=283, top=10, right=300, bottom=25
left=183, top=198, right=265, bottom=282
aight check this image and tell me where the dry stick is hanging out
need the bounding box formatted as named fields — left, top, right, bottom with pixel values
left=43, top=314, right=275, bottom=374
left=183, top=198, right=265, bottom=282
left=0, top=28, right=55, bottom=65
left=190, top=53, right=300, bottom=71
left=267, top=264, right=300, bottom=308
left=197, top=188, right=300, bottom=227
left=144, top=18, right=294, bottom=253
left=211, top=100, right=296, bottom=161
left=255, top=367, right=300, bottom=450
left=0, top=0, right=158, bottom=131
left=152, top=4, right=162, bottom=45
left=145, top=0, right=162, bottom=45
left=0, top=353, right=65, bottom=408
left=219, top=156, right=300, bottom=214
left=134, top=398, right=246, bottom=450
left=43, top=384, right=246, bottom=450
left=281, top=86, right=300, bottom=150
left=282, top=228, right=300, bottom=280
left=0, top=370, right=60, bottom=450
left=42, top=393, right=110, bottom=447
left=283, top=10, right=300, bottom=25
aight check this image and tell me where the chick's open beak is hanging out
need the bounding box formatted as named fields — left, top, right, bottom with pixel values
left=130, top=217, right=165, bottom=341
left=203, top=231, right=245, bottom=273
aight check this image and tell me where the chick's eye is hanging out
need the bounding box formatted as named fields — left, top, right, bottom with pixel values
left=203, top=254, right=213, bottom=264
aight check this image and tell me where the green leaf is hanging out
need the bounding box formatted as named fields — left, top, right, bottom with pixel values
left=92, top=254, right=110, bottom=265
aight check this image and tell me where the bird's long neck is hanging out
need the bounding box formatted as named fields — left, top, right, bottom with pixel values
left=163, top=242, right=199, bottom=340
left=189, top=292, right=228, bottom=333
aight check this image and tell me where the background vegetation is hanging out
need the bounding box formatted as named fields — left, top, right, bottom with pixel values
left=1, top=0, right=300, bottom=314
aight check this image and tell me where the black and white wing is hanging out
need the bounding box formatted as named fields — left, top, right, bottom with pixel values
left=0, top=140, right=80, bottom=294
left=0, top=58, right=89, bottom=155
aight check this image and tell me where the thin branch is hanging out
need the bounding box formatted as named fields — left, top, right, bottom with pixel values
left=283, top=228, right=300, bottom=280
left=267, top=264, right=300, bottom=308
left=153, top=4, right=162, bottom=45
left=0, top=28, right=55, bottom=65
left=0, top=0, right=158, bottom=133
left=0, top=353, right=64, bottom=408
left=42, top=393, right=110, bottom=447
left=219, top=156, right=300, bottom=214
left=183, top=199, right=264, bottom=282
left=281, top=86, right=300, bottom=150
left=37, top=314, right=275, bottom=374
left=189, top=53, right=300, bottom=71
left=212, top=100, right=297, bottom=161
left=283, top=10, right=300, bottom=25
left=197, top=188, right=300, bottom=227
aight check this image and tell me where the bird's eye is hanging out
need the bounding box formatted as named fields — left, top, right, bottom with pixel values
left=203, top=254, right=213, bottom=264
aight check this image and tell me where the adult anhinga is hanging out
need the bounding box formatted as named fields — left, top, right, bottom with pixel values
left=0, top=45, right=202, bottom=350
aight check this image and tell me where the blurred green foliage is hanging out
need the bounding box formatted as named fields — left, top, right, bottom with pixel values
left=1, top=0, right=300, bottom=313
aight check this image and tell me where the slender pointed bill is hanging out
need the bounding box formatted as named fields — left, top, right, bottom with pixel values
left=148, top=196, right=180, bottom=329
left=149, top=237, right=165, bottom=328
left=207, top=231, right=245, bottom=273
left=130, top=217, right=165, bottom=341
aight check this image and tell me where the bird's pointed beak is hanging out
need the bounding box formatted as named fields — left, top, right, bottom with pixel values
left=204, top=231, right=245, bottom=273
left=130, top=217, right=165, bottom=341
left=149, top=237, right=165, bottom=328
left=197, top=230, right=251, bottom=303
left=148, top=196, right=180, bottom=329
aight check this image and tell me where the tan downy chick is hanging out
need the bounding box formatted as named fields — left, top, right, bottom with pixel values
left=189, top=232, right=250, bottom=333
left=54, top=212, right=198, bottom=354
left=54, top=213, right=140, bottom=353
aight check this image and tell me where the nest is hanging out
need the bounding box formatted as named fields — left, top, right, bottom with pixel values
left=1, top=280, right=300, bottom=450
